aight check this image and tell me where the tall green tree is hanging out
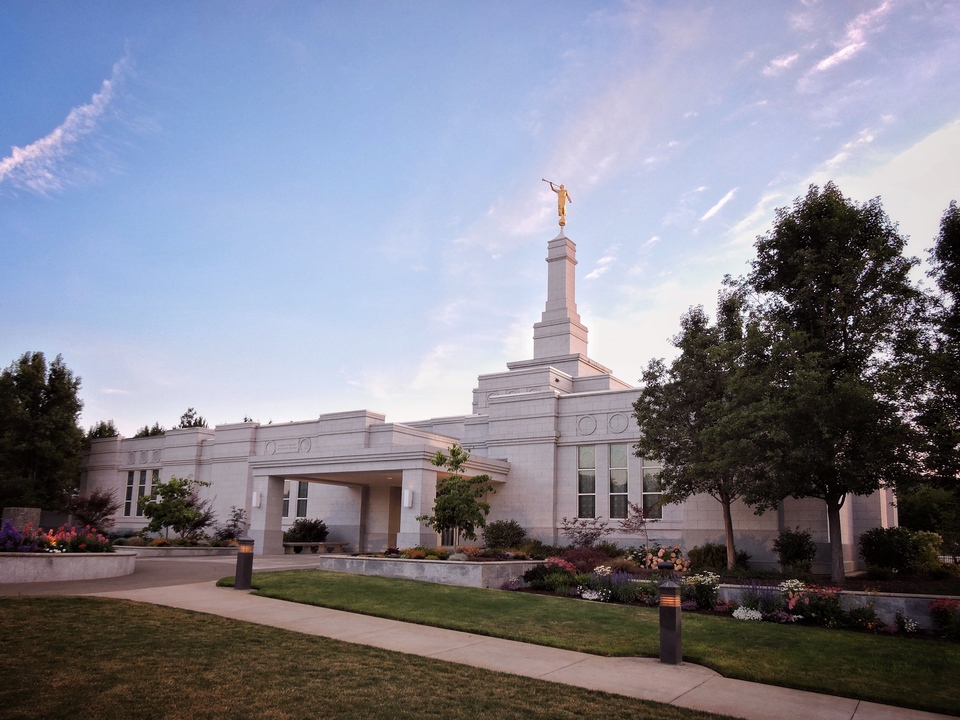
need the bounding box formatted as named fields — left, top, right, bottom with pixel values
left=745, top=183, right=919, bottom=582
left=138, top=475, right=215, bottom=539
left=633, top=288, right=769, bottom=569
left=177, top=408, right=208, bottom=429
left=0, top=352, right=85, bottom=511
left=915, top=201, right=960, bottom=486
left=417, top=444, right=495, bottom=545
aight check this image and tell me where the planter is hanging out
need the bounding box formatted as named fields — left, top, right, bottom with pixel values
left=118, top=545, right=238, bottom=558
left=317, top=556, right=541, bottom=589
left=718, top=584, right=960, bottom=630
left=0, top=551, right=136, bottom=584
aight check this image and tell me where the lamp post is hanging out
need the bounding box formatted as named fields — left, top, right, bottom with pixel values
left=235, top=536, right=254, bottom=591
left=658, top=561, right=682, bottom=664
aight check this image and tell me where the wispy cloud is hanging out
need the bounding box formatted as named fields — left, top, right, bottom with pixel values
left=700, top=187, right=738, bottom=221
left=586, top=254, right=617, bottom=280
left=812, top=1, right=892, bottom=73
left=763, top=53, right=800, bottom=77
left=0, top=56, right=128, bottom=194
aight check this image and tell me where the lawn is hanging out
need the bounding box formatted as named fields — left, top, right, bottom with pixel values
left=224, top=569, right=960, bottom=716
left=0, top=596, right=735, bottom=720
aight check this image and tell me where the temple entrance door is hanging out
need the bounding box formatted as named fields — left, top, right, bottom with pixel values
left=387, top=486, right=402, bottom=549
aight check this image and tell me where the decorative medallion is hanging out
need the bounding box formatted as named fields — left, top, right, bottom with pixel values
left=139, top=451, right=148, bottom=464
left=577, top=415, right=597, bottom=435
left=265, top=441, right=276, bottom=455
left=299, top=438, right=312, bottom=453
left=127, top=452, right=135, bottom=465
left=151, top=450, right=161, bottom=463
left=608, top=413, right=629, bottom=434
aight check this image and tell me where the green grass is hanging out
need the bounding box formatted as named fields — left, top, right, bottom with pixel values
left=0, top=596, right=735, bottom=720
left=226, top=569, right=960, bottom=716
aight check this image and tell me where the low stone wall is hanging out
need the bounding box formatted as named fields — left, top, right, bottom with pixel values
left=0, top=551, right=137, bottom=583
left=317, top=556, right=541, bottom=589
left=718, top=584, right=959, bottom=630
left=118, top=546, right=238, bottom=558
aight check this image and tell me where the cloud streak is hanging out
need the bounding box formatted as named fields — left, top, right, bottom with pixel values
left=700, top=187, right=738, bottom=221
left=0, top=56, right=127, bottom=193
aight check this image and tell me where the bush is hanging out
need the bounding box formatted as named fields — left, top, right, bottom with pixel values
left=929, top=599, right=960, bottom=641
left=560, top=546, right=610, bottom=573
left=688, top=542, right=750, bottom=571
left=520, top=539, right=560, bottom=560
left=857, top=526, right=941, bottom=574
left=482, top=519, right=527, bottom=549
left=283, top=518, right=329, bottom=543
left=773, top=528, right=817, bottom=573
left=682, top=572, right=720, bottom=609
left=66, top=488, right=121, bottom=532
left=523, top=558, right=576, bottom=590
left=594, top=540, right=626, bottom=558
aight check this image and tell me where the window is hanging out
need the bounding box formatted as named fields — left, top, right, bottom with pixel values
left=296, top=481, right=309, bottom=518
left=283, top=481, right=309, bottom=518
left=125, top=469, right=158, bottom=517
left=609, top=444, right=628, bottom=519
left=642, top=458, right=663, bottom=520
left=577, top=446, right=596, bottom=518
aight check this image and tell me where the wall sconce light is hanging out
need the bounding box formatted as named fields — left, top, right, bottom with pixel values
left=402, top=489, right=413, bottom=508
left=252, top=491, right=262, bottom=508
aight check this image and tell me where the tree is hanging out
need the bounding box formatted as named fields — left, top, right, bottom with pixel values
left=417, top=444, right=495, bottom=545
left=138, top=475, right=215, bottom=539
left=915, top=201, right=960, bottom=487
left=87, top=420, right=118, bottom=439
left=0, top=352, right=85, bottom=510
left=66, top=487, right=121, bottom=532
left=633, top=288, right=768, bottom=569
left=178, top=408, right=208, bottom=429
left=745, top=182, right=919, bottom=582
left=134, top=422, right=165, bottom=438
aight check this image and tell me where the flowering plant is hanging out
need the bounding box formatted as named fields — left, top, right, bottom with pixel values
left=579, top=586, right=611, bottom=602
left=627, top=544, right=689, bottom=572
left=683, top=571, right=720, bottom=609
left=0, top=520, right=114, bottom=553
left=544, top=556, right=577, bottom=574
left=733, top=607, right=763, bottom=621
left=593, top=565, right=613, bottom=576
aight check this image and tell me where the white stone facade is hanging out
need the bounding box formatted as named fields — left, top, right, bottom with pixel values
left=81, top=228, right=896, bottom=572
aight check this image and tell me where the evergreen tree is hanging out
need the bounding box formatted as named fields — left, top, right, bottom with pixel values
left=0, top=352, right=85, bottom=510
left=177, top=407, right=208, bottom=429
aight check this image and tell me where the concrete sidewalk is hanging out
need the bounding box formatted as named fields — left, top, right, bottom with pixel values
left=84, top=577, right=952, bottom=720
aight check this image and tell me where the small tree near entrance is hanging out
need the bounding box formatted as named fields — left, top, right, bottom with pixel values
left=417, top=444, right=495, bottom=547
left=138, top=475, right=215, bottom=540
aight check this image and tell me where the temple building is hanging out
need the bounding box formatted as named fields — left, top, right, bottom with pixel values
left=81, top=224, right=897, bottom=572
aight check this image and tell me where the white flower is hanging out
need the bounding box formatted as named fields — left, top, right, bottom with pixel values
left=733, top=606, right=763, bottom=621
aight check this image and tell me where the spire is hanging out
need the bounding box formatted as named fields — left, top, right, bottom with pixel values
left=532, top=227, right=589, bottom=359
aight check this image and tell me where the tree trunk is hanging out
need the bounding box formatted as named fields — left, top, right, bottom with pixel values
left=721, top=492, right=737, bottom=571
left=826, top=497, right=845, bottom=583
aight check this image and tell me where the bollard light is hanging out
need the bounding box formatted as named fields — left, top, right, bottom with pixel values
left=658, top=561, right=682, bottom=664
left=235, top=536, right=254, bottom=591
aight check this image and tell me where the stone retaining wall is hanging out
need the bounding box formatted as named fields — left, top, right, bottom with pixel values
left=117, top=546, right=238, bottom=558
left=0, top=551, right=136, bottom=583
left=317, top=556, right=540, bottom=589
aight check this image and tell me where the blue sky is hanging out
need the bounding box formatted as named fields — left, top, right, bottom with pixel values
left=2, top=1, right=959, bottom=435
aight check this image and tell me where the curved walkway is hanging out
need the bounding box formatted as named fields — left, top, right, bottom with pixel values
left=2, top=556, right=952, bottom=720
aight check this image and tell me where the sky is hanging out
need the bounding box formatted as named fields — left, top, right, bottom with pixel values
left=2, top=1, right=959, bottom=436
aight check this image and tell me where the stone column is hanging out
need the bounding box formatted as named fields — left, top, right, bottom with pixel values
left=249, top=474, right=285, bottom=555
left=396, top=467, right=438, bottom=548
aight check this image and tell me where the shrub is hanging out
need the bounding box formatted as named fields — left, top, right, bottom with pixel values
left=482, top=519, right=527, bottom=549
left=929, top=599, right=960, bottom=641
left=65, top=488, right=121, bottom=532
left=523, top=557, right=575, bottom=590
left=627, top=544, right=689, bottom=572
left=687, top=542, right=751, bottom=571
left=607, top=556, right=642, bottom=574
left=519, top=539, right=559, bottom=560
left=740, top=582, right=784, bottom=615
left=283, top=518, right=329, bottom=543
left=682, top=572, right=720, bottom=609
left=846, top=603, right=883, bottom=632
left=594, top=540, right=626, bottom=558
left=559, top=516, right=612, bottom=547
left=857, top=527, right=943, bottom=574
left=773, top=528, right=817, bottom=573
left=213, top=506, right=248, bottom=542
left=560, top=546, right=610, bottom=573
left=796, top=585, right=846, bottom=628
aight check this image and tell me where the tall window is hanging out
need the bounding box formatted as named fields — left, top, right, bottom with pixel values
left=577, top=446, right=596, bottom=518
left=124, top=469, right=157, bottom=516
left=609, top=444, right=628, bottom=519
left=296, top=481, right=309, bottom=517
left=642, top=458, right=663, bottom=520
left=283, top=481, right=309, bottom=518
